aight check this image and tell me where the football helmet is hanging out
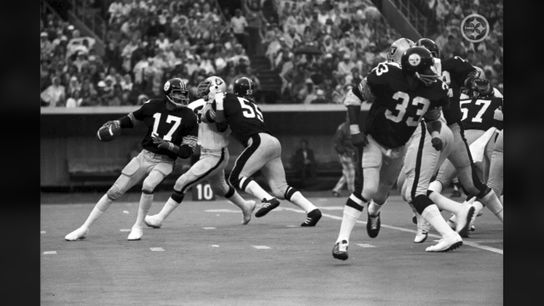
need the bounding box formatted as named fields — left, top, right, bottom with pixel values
left=163, top=78, right=190, bottom=107
left=401, top=46, right=438, bottom=86
left=197, top=76, right=227, bottom=101
left=416, top=38, right=440, bottom=58
left=387, top=38, right=415, bottom=65
left=469, top=78, right=492, bottom=98
left=233, top=77, right=254, bottom=98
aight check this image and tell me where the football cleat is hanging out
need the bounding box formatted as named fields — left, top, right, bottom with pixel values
left=366, top=211, right=381, bottom=238
left=144, top=215, right=163, bottom=229
left=301, top=209, right=322, bottom=227
left=332, top=240, right=349, bottom=260
left=456, top=205, right=476, bottom=238
left=425, top=233, right=463, bottom=252
left=242, top=200, right=256, bottom=225
left=255, top=198, right=280, bottom=218
left=414, top=214, right=431, bottom=243
left=127, top=226, right=143, bottom=241
left=64, top=227, right=89, bottom=241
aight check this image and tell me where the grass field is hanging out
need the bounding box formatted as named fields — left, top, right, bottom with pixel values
left=41, top=192, right=502, bottom=305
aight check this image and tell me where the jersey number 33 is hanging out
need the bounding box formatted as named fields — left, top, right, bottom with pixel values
left=385, top=91, right=430, bottom=126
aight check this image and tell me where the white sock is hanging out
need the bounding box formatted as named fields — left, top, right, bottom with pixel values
left=479, top=190, right=503, bottom=222
left=428, top=191, right=462, bottom=214
left=289, top=191, right=317, bottom=213
left=422, top=204, right=456, bottom=238
left=156, top=198, right=181, bottom=222
left=428, top=180, right=443, bottom=194
left=244, top=180, right=274, bottom=201
left=133, top=192, right=153, bottom=228
left=82, top=194, right=112, bottom=229
left=368, top=200, right=382, bottom=216
left=225, top=190, right=248, bottom=210
left=337, top=205, right=362, bottom=243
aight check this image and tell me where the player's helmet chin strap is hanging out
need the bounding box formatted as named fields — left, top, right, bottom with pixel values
left=415, top=71, right=440, bottom=86
left=167, top=92, right=189, bottom=107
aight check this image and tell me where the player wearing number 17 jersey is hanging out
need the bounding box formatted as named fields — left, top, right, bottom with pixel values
left=144, top=76, right=256, bottom=231
left=65, top=78, right=199, bottom=241
left=210, top=77, right=322, bottom=226
left=333, top=47, right=464, bottom=259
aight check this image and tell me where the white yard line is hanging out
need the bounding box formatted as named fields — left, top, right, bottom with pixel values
left=279, top=207, right=503, bottom=255
left=252, top=245, right=271, bottom=250
left=150, top=247, right=165, bottom=252
left=43, top=251, right=57, bottom=255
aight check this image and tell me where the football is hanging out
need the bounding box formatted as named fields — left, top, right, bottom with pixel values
left=97, top=123, right=121, bottom=142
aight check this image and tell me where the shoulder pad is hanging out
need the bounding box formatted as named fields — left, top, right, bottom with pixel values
left=188, top=98, right=206, bottom=110
left=493, top=88, right=503, bottom=98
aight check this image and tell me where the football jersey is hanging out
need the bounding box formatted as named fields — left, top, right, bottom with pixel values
left=437, top=56, right=477, bottom=125
left=364, top=62, right=449, bottom=149
left=212, top=93, right=268, bottom=146
left=132, top=99, right=199, bottom=159
left=188, top=98, right=231, bottom=150
left=460, top=88, right=503, bottom=131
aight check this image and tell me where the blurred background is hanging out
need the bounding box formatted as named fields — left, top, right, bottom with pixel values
left=40, top=0, right=503, bottom=193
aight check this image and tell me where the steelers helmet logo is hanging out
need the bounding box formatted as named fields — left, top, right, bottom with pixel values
left=461, top=13, right=489, bottom=43
left=408, top=53, right=421, bottom=66
left=163, top=80, right=170, bottom=91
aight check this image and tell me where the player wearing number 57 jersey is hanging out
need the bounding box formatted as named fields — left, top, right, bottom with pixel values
left=333, top=47, right=464, bottom=259
left=65, top=78, right=199, bottom=241
left=416, top=38, right=504, bottom=226
left=144, top=76, right=256, bottom=231
left=210, top=77, right=322, bottom=226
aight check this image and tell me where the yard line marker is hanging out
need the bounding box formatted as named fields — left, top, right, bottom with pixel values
left=120, top=229, right=131, bottom=232
left=279, top=207, right=503, bottom=255
left=43, top=251, right=57, bottom=255
left=252, top=245, right=271, bottom=250
left=41, top=230, right=46, bottom=234
left=286, top=225, right=298, bottom=228
left=202, top=227, right=216, bottom=230
left=122, top=210, right=130, bottom=214
left=211, top=244, right=220, bottom=248
left=357, top=243, right=376, bottom=248
left=205, top=209, right=240, bottom=213
left=318, top=206, right=344, bottom=211
left=150, top=247, right=165, bottom=252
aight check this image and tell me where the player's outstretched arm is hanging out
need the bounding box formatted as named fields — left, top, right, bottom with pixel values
left=424, top=108, right=443, bottom=151
left=213, top=92, right=229, bottom=132
left=152, top=135, right=197, bottom=159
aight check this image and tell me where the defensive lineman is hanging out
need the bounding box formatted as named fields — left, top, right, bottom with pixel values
left=65, top=78, right=198, bottom=241
left=143, top=76, right=256, bottom=233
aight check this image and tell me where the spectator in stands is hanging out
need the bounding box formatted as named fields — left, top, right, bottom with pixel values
left=332, top=121, right=356, bottom=196
left=336, top=53, right=356, bottom=84
left=231, top=8, right=248, bottom=50
left=292, top=139, right=317, bottom=189
left=41, top=76, right=66, bottom=107
left=66, top=90, right=83, bottom=108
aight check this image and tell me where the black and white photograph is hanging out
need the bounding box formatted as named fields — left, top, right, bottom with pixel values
left=40, top=0, right=505, bottom=304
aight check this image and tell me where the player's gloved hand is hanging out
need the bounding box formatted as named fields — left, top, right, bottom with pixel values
left=431, top=137, right=443, bottom=151
left=351, top=133, right=368, bottom=147
left=152, top=136, right=176, bottom=152
left=101, top=120, right=119, bottom=130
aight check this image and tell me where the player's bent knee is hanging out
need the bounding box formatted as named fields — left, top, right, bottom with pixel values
left=412, top=194, right=434, bottom=214
left=142, top=178, right=160, bottom=194
left=107, top=184, right=125, bottom=201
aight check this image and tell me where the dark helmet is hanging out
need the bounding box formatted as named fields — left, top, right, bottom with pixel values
left=233, top=77, right=254, bottom=98
left=469, top=77, right=492, bottom=98
left=401, top=46, right=438, bottom=86
left=416, top=38, right=440, bottom=58
left=163, top=78, right=190, bottom=107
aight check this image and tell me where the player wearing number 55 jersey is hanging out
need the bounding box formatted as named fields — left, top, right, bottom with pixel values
left=144, top=76, right=256, bottom=231
left=333, top=47, right=464, bottom=259
left=65, top=78, right=198, bottom=241
left=211, top=77, right=322, bottom=226
left=416, top=38, right=504, bottom=226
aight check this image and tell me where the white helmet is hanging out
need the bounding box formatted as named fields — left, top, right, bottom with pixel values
left=387, top=38, right=415, bottom=65
left=197, top=76, right=227, bottom=101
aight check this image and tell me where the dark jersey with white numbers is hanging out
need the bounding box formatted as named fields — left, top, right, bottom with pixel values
left=460, top=90, right=503, bottom=131
left=212, top=93, right=268, bottom=145
left=365, top=62, right=449, bottom=149
left=133, top=99, right=199, bottom=159
left=440, top=56, right=476, bottom=125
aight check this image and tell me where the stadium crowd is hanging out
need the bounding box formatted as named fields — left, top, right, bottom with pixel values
left=41, top=0, right=503, bottom=107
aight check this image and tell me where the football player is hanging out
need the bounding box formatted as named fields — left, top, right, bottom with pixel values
left=65, top=78, right=199, bottom=241
left=333, top=46, right=464, bottom=260
left=143, top=76, right=256, bottom=231
left=209, top=77, right=323, bottom=226
left=416, top=38, right=504, bottom=226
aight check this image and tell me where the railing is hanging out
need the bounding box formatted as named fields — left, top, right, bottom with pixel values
left=391, top=0, right=428, bottom=37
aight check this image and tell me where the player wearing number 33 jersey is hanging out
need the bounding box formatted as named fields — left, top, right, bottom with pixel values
left=333, top=46, right=465, bottom=259
left=210, top=77, right=323, bottom=226
left=65, top=78, right=199, bottom=241
left=144, top=76, right=257, bottom=231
